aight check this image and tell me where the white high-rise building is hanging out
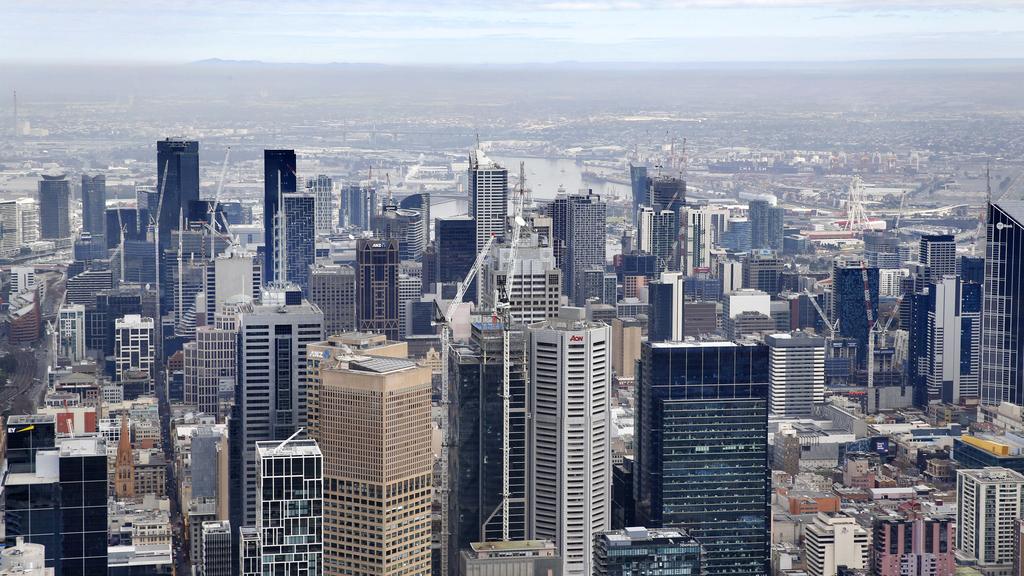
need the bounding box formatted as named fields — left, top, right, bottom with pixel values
left=205, top=249, right=261, bottom=321
left=926, top=275, right=963, bottom=402
left=16, top=198, right=39, bottom=244
left=255, top=438, right=323, bottom=574
left=803, top=513, right=869, bottom=576
left=480, top=232, right=562, bottom=325
left=398, top=273, right=421, bottom=339
left=230, top=286, right=323, bottom=531
left=469, top=150, right=508, bottom=270
left=528, top=309, right=612, bottom=576
left=114, top=315, right=155, bottom=381
left=58, top=304, right=86, bottom=362
left=307, top=174, right=335, bottom=235
left=184, top=325, right=236, bottom=417
left=718, top=259, right=743, bottom=294
left=766, top=332, right=825, bottom=417
left=957, top=467, right=1024, bottom=567
left=11, top=266, right=36, bottom=295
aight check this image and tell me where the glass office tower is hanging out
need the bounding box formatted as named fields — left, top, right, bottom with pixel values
left=634, top=340, right=770, bottom=576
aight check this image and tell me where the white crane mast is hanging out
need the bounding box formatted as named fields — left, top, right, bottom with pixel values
left=439, top=234, right=495, bottom=576
left=494, top=162, right=527, bottom=542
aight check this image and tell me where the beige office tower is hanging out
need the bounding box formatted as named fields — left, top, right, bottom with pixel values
left=317, top=347, right=432, bottom=576
left=306, top=332, right=408, bottom=443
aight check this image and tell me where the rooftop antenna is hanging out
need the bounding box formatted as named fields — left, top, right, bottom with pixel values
left=475, top=132, right=481, bottom=150
left=11, top=90, right=17, bottom=139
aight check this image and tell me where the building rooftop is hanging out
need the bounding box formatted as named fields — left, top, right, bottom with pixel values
left=349, top=356, right=418, bottom=374
left=255, top=438, right=322, bottom=458
left=958, top=466, right=1024, bottom=483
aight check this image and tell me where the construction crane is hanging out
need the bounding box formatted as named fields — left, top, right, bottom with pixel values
left=437, top=233, right=496, bottom=576
left=492, top=162, right=528, bottom=542
left=867, top=291, right=906, bottom=390
left=860, top=261, right=876, bottom=389
left=208, top=147, right=231, bottom=261
left=804, top=291, right=838, bottom=339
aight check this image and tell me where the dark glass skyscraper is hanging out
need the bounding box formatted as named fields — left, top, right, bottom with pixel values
left=3, top=415, right=108, bottom=575
left=629, top=164, right=648, bottom=224
left=435, top=216, right=476, bottom=284
left=281, top=193, right=315, bottom=292
left=634, top=340, right=770, bottom=576
left=263, top=149, right=298, bottom=280
left=832, top=259, right=880, bottom=369
left=355, top=238, right=400, bottom=340
left=38, top=172, right=70, bottom=239
left=81, top=173, right=106, bottom=238
left=749, top=200, right=784, bottom=251
left=981, top=200, right=1024, bottom=406
left=156, top=138, right=200, bottom=253
left=449, top=323, right=528, bottom=567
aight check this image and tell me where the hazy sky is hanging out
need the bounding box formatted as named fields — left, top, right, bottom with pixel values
left=4, top=0, right=1024, bottom=64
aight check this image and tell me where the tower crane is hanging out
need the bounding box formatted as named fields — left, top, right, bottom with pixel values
left=804, top=291, right=838, bottom=339
left=437, top=234, right=496, bottom=576
left=492, top=162, right=528, bottom=542
left=208, top=147, right=231, bottom=261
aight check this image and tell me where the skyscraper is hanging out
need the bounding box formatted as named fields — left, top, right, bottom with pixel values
left=279, top=192, right=316, bottom=291
left=355, top=238, right=401, bottom=340
left=81, top=173, right=106, bottom=238
left=229, top=288, right=323, bottom=531
left=308, top=263, right=356, bottom=336
left=629, top=164, right=648, bottom=224
left=263, top=149, right=298, bottom=279
left=4, top=415, right=108, bottom=574
left=114, top=314, right=155, bottom=382
left=919, top=234, right=957, bottom=283
left=635, top=340, right=770, bottom=576
left=156, top=138, right=200, bottom=253
left=956, top=467, right=1024, bottom=568
left=981, top=201, right=1024, bottom=406
left=340, top=183, right=376, bottom=230
left=637, top=206, right=677, bottom=273
left=200, top=521, right=233, bottom=576
left=38, top=172, right=70, bottom=239
left=742, top=250, right=782, bottom=295
left=560, top=193, right=607, bottom=306
left=450, top=323, right=529, bottom=565
left=831, top=258, right=879, bottom=369
left=749, top=199, right=784, bottom=251
left=479, top=232, right=562, bottom=325
left=184, top=325, right=236, bottom=417
left=307, top=174, right=335, bottom=235
left=766, top=332, right=825, bottom=417
left=254, top=438, right=323, bottom=575
left=316, top=348, right=433, bottom=576
left=528, top=311, right=612, bottom=576
left=647, top=272, right=684, bottom=343
left=57, top=304, right=86, bottom=362
left=435, top=216, right=477, bottom=285
left=925, top=276, right=982, bottom=404
left=469, top=150, right=508, bottom=266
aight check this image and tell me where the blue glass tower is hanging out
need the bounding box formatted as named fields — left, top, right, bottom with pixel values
left=156, top=139, right=200, bottom=252
left=832, top=260, right=879, bottom=369
left=435, top=216, right=476, bottom=285
left=281, top=193, right=316, bottom=292
left=263, top=149, right=298, bottom=281
left=634, top=340, right=770, bottom=576
left=981, top=200, right=1024, bottom=405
